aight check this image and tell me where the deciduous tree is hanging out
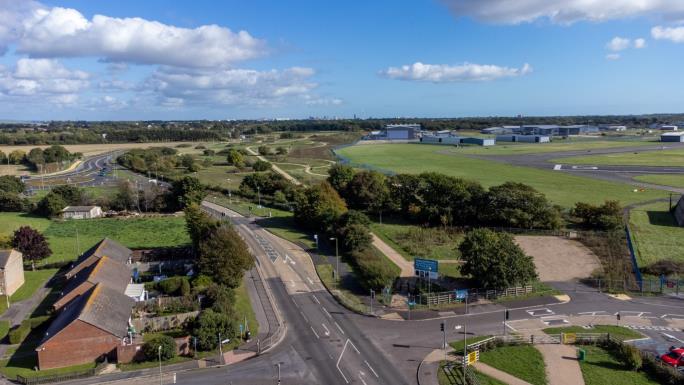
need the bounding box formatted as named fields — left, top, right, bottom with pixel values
left=11, top=226, right=52, bottom=270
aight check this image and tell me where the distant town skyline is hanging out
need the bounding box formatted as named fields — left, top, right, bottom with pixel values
left=1, top=0, right=684, bottom=120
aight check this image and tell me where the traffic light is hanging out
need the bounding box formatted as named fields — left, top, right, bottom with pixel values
left=617, top=313, right=621, bottom=321
left=505, top=309, right=510, bottom=320
left=440, top=322, right=445, bottom=332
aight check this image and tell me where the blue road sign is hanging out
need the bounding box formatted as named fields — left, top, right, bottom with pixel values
left=414, top=258, right=439, bottom=273
left=455, top=289, right=468, bottom=299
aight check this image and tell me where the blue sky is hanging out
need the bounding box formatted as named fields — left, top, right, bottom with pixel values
left=1, top=0, right=684, bottom=120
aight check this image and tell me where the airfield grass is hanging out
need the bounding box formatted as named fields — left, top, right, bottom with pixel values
left=628, top=201, right=684, bottom=266
left=633, top=174, right=684, bottom=188
left=336, top=144, right=666, bottom=207
left=553, top=146, right=684, bottom=166
left=454, top=138, right=656, bottom=156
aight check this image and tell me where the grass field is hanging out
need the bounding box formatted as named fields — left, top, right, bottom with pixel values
left=628, top=201, right=684, bottom=266
left=633, top=174, right=684, bottom=188
left=553, top=147, right=684, bottom=166
left=454, top=138, right=656, bottom=156
left=336, top=144, right=666, bottom=207
left=579, top=345, right=659, bottom=385
left=371, top=222, right=462, bottom=261
left=478, top=344, right=547, bottom=385
left=0, top=212, right=191, bottom=265
left=542, top=325, right=643, bottom=341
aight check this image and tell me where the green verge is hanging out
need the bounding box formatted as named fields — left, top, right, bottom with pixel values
left=449, top=336, right=493, bottom=355
left=478, top=344, right=547, bottom=385
left=316, top=264, right=367, bottom=314
left=542, top=325, right=643, bottom=341
left=628, top=201, right=684, bottom=265
left=336, top=144, right=666, bottom=207
left=579, top=345, right=660, bottom=385
left=438, top=361, right=507, bottom=385
left=633, top=174, right=684, bottom=189
left=0, top=320, right=9, bottom=341
left=553, top=147, right=684, bottom=167
left=11, top=269, right=58, bottom=303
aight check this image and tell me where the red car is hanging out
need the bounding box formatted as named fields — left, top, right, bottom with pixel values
left=661, top=346, right=684, bottom=367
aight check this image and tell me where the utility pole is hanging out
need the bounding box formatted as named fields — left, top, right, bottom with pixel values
left=463, top=322, right=467, bottom=381
left=370, top=289, right=374, bottom=314
left=441, top=321, right=447, bottom=361
left=218, top=333, right=223, bottom=365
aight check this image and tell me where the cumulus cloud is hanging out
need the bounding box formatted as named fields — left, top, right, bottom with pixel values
left=0, top=58, right=89, bottom=99
left=605, top=53, right=621, bottom=60
left=606, top=37, right=631, bottom=51
left=144, top=66, right=322, bottom=107
left=652, top=25, right=684, bottom=43
left=441, top=0, right=684, bottom=24
left=381, top=62, right=532, bottom=83
left=1, top=1, right=266, bottom=68
left=634, top=38, right=647, bottom=48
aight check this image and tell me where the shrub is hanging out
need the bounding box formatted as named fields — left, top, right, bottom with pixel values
left=156, top=277, right=191, bottom=296
left=350, top=247, right=400, bottom=291
left=619, top=343, right=642, bottom=370
left=142, top=335, right=176, bottom=361
left=28, top=315, right=51, bottom=329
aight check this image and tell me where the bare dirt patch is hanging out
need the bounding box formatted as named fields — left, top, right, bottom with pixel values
left=515, top=235, right=601, bottom=282
left=0, top=141, right=203, bottom=157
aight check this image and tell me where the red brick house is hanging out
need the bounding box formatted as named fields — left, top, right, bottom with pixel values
left=36, top=284, right=134, bottom=370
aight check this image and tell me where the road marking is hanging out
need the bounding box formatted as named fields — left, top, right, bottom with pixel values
left=307, top=277, right=314, bottom=285
left=578, top=311, right=608, bottom=316
left=553, top=164, right=562, bottom=170
left=663, top=333, right=684, bottom=344
left=628, top=325, right=679, bottom=331
left=284, top=254, right=296, bottom=265
left=322, top=323, right=330, bottom=337
left=615, top=311, right=650, bottom=317
left=365, top=360, right=379, bottom=378
left=335, top=321, right=345, bottom=335
left=505, top=322, right=518, bottom=332
left=358, top=372, right=368, bottom=385
left=310, top=326, right=320, bottom=339
left=323, top=307, right=333, bottom=319
left=336, top=340, right=355, bottom=384
left=661, top=314, right=684, bottom=320
left=299, top=311, right=309, bottom=323
left=291, top=297, right=299, bottom=308
left=527, top=308, right=554, bottom=317
left=311, top=294, right=321, bottom=304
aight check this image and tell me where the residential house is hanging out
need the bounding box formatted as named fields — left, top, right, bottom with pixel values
left=0, top=249, right=24, bottom=297
left=65, top=238, right=132, bottom=280
left=61, top=206, right=103, bottom=220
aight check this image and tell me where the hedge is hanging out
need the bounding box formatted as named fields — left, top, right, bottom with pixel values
left=8, top=321, right=31, bottom=345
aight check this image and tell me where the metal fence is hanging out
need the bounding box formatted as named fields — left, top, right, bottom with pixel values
left=16, top=361, right=108, bottom=385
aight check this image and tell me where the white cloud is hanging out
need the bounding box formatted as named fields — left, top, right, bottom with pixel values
left=652, top=25, right=684, bottom=43
left=605, top=53, right=621, bottom=60
left=1, top=1, right=266, bottom=68
left=144, top=66, right=322, bottom=107
left=441, top=0, right=684, bottom=24
left=0, top=59, right=89, bottom=99
left=381, top=62, right=532, bottom=83
left=606, top=37, right=631, bottom=51
left=634, top=38, right=647, bottom=48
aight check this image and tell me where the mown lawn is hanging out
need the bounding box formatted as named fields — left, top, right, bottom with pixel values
left=628, top=201, right=684, bottom=266
left=336, top=144, right=666, bottom=207
left=478, top=344, right=547, bottom=385
left=542, top=325, right=643, bottom=341
left=633, top=174, right=684, bottom=188
left=0, top=213, right=51, bottom=237
left=579, top=345, right=659, bottom=385
left=553, top=147, right=684, bottom=167
left=10, top=269, right=58, bottom=303
left=456, top=139, right=655, bottom=156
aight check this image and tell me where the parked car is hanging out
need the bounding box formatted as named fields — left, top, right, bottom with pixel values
left=660, top=346, right=684, bottom=367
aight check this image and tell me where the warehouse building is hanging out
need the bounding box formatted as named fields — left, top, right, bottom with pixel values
left=385, top=124, right=419, bottom=140
left=661, top=132, right=684, bottom=142
left=496, top=135, right=550, bottom=143
left=420, top=136, right=494, bottom=146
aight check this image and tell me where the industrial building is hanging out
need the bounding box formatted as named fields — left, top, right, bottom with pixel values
left=481, top=124, right=599, bottom=136
left=481, top=126, right=515, bottom=135
left=599, top=124, right=627, bottom=131
left=385, top=124, right=419, bottom=140
left=496, top=135, right=550, bottom=143
left=419, top=136, right=494, bottom=146
left=661, top=132, right=684, bottom=142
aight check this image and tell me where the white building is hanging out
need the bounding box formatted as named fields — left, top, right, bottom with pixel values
left=61, top=206, right=103, bottom=220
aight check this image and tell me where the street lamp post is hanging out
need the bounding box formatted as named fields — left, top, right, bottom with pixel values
left=257, top=186, right=261, bottom=208
left=158, top=345, right=162, bottom=385
left=218, top=332, right=223, bottom=365
left=330, top=237, right=339, bottom=281
left=455, top=324, right=468, bottom=382
left=277, top=363, right=281, bottom=385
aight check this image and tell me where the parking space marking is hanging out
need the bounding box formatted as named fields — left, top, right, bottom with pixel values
left=527, top=308, right=554, bottom=317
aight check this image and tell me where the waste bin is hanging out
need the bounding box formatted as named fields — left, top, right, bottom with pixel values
left=578, top=348, right=586, bottom=362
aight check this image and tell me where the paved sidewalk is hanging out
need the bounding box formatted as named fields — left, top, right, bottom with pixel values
left=473, top=362, right=533, bottom=385
left=371, top=233, right=414, bottom=277
left=536, top=344, right=585, bottom=385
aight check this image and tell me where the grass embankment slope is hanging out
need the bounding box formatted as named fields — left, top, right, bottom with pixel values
left=629, top=201, right=684, bottom=265
left=478, top=344, right=547, bottom=385
left=336, top=144, right=666, bottom=207
left=579, top=345, right=660, bottom=385
left=633, top=174, right=684, bottom=189
left=553, top=146, right=684, bottom=166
